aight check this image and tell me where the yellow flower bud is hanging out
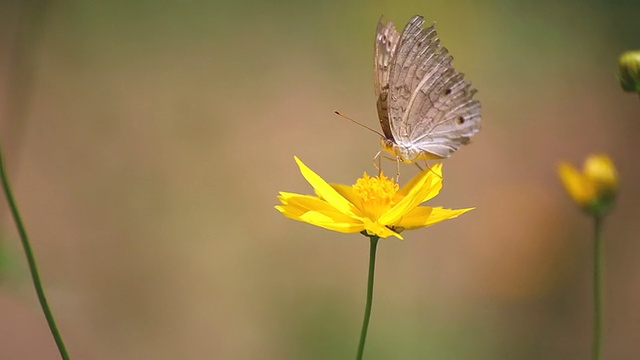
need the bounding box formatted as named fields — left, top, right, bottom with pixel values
left=558, top=154, right=618, bottom=216
left=618, top=50, right=640, bottom=93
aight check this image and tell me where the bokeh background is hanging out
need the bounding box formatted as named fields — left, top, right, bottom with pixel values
left=1, top=0, right=639, bottom=359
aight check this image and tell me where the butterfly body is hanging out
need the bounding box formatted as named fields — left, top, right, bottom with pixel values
left=381, top=138, right=440, bottom=163
left=374, top=15, right=481, bottom=163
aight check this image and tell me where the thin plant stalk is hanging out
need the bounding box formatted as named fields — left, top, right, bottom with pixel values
left=356, top=235, right=379, bottom=360
left=0, top=149, right=70, bottom=360
left=592, top=215, right=603, bottom=360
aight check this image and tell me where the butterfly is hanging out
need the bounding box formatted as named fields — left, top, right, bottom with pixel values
left=374, top=15, right=481, bottom=164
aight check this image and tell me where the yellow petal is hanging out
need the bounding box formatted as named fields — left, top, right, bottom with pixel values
left=400, top=164, right=443, bottom=204
left=396, top=163, right=442, bottom=199
left=363, top=219, right=403, bottom=239
left=276, top=192, right=365, bottom=232
left=329, top=183, right=360, bottom=205
left=558, top=162, right=594, bottom=205
left=417, top=169, right=443, bottom=203
left=298, top=211, right=365, bottom=233
left=294, top=157, right=362, bottom=218
left=276, top=194, right=337, bottom=217
left=277, top=191, right=305, bottom=206
left=395, top=206, right=434, bottom=229
left=398, top=206, right=474, bottom=230
left=380, top=165, right=441, bottom=224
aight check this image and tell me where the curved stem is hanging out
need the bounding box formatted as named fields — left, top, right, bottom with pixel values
left=356, top=236, right=379, bottom=360
left=591, top=215, right=603, bottom=360
left=0, top=149, right=70, bottom=360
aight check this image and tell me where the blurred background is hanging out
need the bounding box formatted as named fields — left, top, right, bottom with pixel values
left=1, top=0, right=639, bottom=358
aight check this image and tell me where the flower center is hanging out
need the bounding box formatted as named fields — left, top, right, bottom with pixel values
left=352, top=172, right=398, bottom=219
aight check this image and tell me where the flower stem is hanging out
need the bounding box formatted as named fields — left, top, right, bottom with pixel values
left=0, top=149, right=70, bottom=360
left=356, top=235, right=379, bottom=360
left=591, top=215, right=604, bottom=360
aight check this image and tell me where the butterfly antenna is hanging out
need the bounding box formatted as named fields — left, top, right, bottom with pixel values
left=334, top=111, right=385, bottom=137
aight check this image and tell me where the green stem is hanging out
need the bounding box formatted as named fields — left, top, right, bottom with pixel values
left=0, top=149, right=70, bottom=360
left=592, top=215, right=603, bottom=360
left=356, top=235, right=379, bottom=360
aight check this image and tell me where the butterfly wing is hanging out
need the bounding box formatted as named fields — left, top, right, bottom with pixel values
left=374, top=17, right=401, bottom=141
left=387, top=15, right=481, bottom=159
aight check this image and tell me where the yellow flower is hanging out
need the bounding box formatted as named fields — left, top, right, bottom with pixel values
left=558, top=154, right=618, bottom=215
left=618, top=50, right=640, bottom=93
left=275, top=157, right=473, bottom=239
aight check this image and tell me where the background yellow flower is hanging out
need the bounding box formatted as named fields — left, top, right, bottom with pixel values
left=558, top=154, right=618, bottom=215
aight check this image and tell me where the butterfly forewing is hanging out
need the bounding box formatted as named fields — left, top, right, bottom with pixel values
left=374, top=18, right=400, bottom=141
left=380, top=15, right=481, bottom=160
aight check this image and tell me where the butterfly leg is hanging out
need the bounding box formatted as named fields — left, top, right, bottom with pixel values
left=422, top=160, right=443, bottom=179
left=375, top=151, right=404, bottom=181
left=373, top=151, right=383, bottom=176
